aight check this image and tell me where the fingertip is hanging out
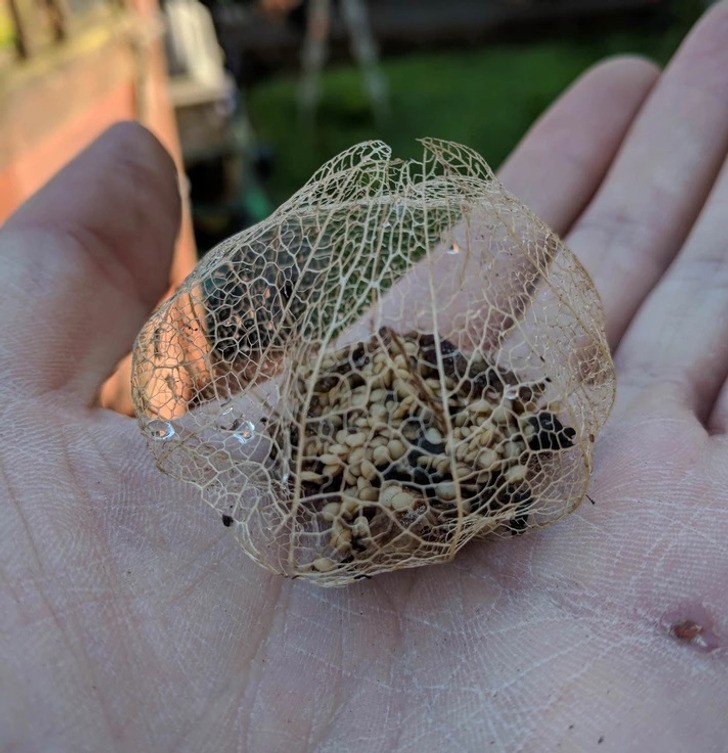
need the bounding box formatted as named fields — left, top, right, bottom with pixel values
left=579, top=54, right=661, bottom=90
left=84, top=121, right=183, bottom=306
left=8, top=121, right=182, bottom=308
left=498, top=53, right=660, bottom=234
left=0, top=122, right=185, bottom=403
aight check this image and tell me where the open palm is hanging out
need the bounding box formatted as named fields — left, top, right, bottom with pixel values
left=2, top=5, right=728, bottom=750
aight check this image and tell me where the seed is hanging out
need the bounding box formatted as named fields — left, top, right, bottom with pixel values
left=330, top=521, right=349, bottom=552
left=319, top=453, right=341, bottom=466
left=471, top=350, right=486, bottom=367
left=505, top=465, right=528, bottom=483
left=352, top=391, right=368, bottom=407
left=477, top=427, right=495, bottom=446
left=321, top=502, right=341, bottom=521
left=313, top=557, right=335, bottom=572
left=435, top=456, right=451, bottom=474
left=470, top=399, right=492, bottom=414
left=349, top=446, right=366, bottom=465
left=435, top=482, right=457, bottom=501
left=370, top=404, right=388, bottom=419
left=394, top=379, right=413, bottom=400
left=299, top=470, right=322, bottom=482
left=387, top=439, right=406, bottom=460
left=371, top=389, right=386, bottom=403
left=491, top=404, right=511, bottom=424
left=336, top=429, right=348, bottom=444
left=392, top=491, right=416, bottom=512
left=477, top=449, right=499, bottom=469
left=381, top=484, right=402, bottom=506
left=345, top=432, right=367, bottom=447
left=341, top=498, right=360, bottom=517
left=369, top=373, right=385, bottom=390
left=361, top=459, right=377, bottom=480
left=392, top=399, right=415, bottom=421
left=323, top=463, right=342, bottom=477
left=352, top=515, right=371, bottom=536
left=372, top=445, right=390, bottom=465
left=504, top=440, right=523, bottom=460
left=425, top=427, right=443, bottom=445
left=344, top=471, right=357, bottom=486
left=358, top=486, right=379, bottom=502
left=305, top=438, right=321, bottom=455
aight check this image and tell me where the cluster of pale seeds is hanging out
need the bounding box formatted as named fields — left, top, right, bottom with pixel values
left=269, top=327, right=576, bottom=575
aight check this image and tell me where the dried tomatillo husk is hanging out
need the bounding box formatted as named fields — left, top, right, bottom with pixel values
left=132, top=139, right=615, bottom=586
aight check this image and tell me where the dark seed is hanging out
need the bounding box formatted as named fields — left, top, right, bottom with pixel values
left=222, top=514, right=233, bottom=527
left=505, top=488, right=531, bottom=535
left=351, top=343, right=368, bottom=368
left=419, top=437, right=446, bottom=455
left=528, top=412, right=576, bottom=451
left=508, top=514, right=529, bottom=535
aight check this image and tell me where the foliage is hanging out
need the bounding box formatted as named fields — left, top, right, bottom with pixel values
left=247, top=1, right=703, bottom=205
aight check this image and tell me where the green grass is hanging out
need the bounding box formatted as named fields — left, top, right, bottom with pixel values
left=247, top=1, right=705, bottom=206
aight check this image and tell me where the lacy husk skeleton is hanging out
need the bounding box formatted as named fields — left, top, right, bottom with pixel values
left=132, top=139, right=615, bottom=585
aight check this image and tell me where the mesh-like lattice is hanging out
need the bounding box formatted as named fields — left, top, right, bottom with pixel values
left=132, top=139, right=615, bottom=585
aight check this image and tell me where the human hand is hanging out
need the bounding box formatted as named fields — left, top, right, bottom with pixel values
left=2, top=3, right=727, bottom=750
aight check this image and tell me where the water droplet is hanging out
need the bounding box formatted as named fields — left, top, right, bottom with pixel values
left=504, top=385, right=519, bottom=400
left=446, top=242, right=461, bottom=255
left=144, top=419, right=175, bottom=441
left=218, top=405, right=239, bottom=431
left=233, top=421, right=256, bottom=444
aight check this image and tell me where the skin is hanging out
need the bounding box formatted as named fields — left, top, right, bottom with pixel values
left=1, top=3, right=728, bottom=750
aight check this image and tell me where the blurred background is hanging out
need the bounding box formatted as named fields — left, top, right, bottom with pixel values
left=0, top=0, right=716, bottom=269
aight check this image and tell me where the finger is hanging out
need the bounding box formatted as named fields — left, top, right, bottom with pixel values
left=345, top=55, right=658, bottom=358
left=565, top=0, right=728, bottom=348
left=0, top=122, right=181, bottom=403
left=615, top=152, right=728, bottom=424
left=499, top=55, right=659, bottom=234
left=100, top=354, right=134, bottom=416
